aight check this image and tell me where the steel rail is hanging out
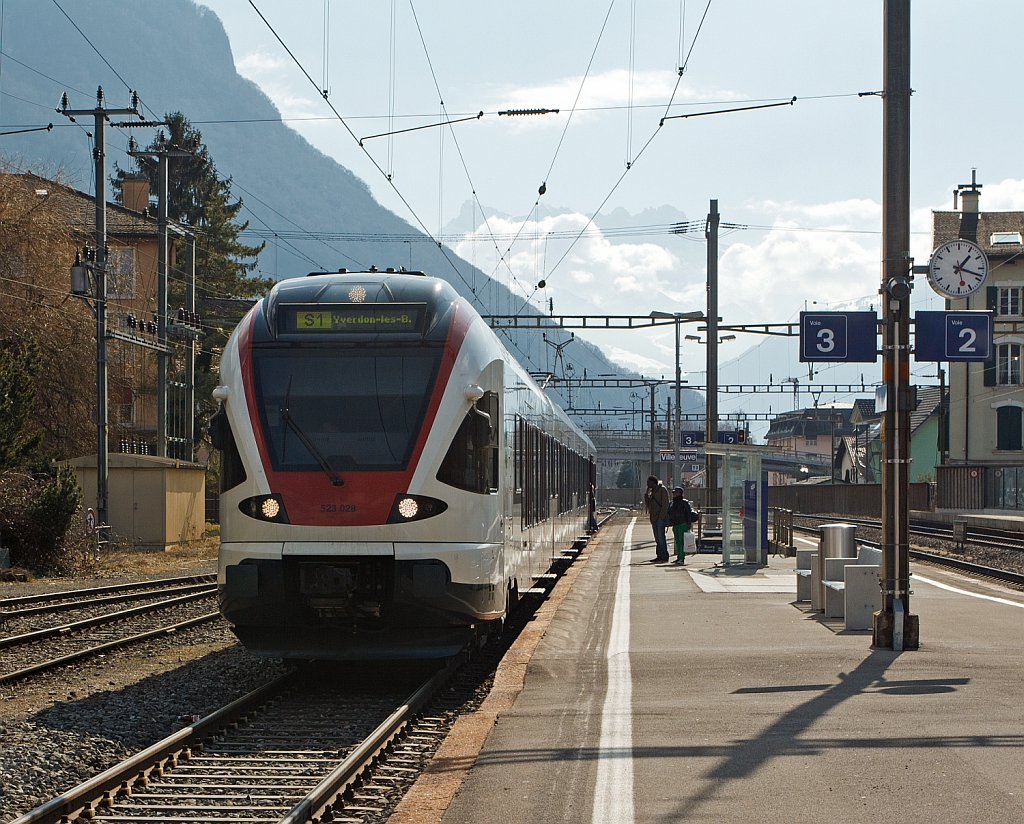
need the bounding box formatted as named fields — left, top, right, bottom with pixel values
left=0, top=582, right=216, bottom=620
left=0, top=612, right=220, bottom=686
left=0, top=587, right=217, bottom=650
left=280, top=658, right=459, bottom=823
left=8, top=670, right=302, bottom=824
left=0, top=574, right=216, bottom=609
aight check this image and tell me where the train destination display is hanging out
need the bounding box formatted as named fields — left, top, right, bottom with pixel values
left=280, top=303, right=426, bottom=334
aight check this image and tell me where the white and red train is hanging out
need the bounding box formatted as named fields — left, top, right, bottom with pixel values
left=212, top=270, right=595, bottom=659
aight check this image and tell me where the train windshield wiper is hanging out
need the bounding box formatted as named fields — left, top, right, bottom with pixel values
left=280, top=381, right=344, bottom=486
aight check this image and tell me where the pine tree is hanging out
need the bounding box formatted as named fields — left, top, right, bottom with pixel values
left=0, top=340, right=44, bottom=470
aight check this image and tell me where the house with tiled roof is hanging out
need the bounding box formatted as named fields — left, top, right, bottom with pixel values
left=764, top=405, right=854, bottom=485
left=931, top=177, right=1023, bottom=510
left=2, top=171, right=161, bottom=444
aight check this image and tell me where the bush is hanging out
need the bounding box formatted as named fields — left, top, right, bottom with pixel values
left=0, top=466, right=86, bottom=573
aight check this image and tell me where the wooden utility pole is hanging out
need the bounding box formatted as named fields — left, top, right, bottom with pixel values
left=875, top=0, right=919, bottom=649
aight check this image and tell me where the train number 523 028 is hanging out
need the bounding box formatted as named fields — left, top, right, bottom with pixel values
left=321, top=504, right=356, bottom=513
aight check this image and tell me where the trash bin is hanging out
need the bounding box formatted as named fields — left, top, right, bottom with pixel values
left=818, top=523, right=857, bottom=610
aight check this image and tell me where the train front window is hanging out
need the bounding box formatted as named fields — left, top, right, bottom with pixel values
left=253, top=349, right=442, bottom=471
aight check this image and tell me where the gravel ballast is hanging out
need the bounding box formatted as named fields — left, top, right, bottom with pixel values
left=0, top=619, right=286, bottom=821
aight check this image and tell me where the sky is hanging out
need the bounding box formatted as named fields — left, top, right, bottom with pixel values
left=39, top=1, right=1024, bottom=429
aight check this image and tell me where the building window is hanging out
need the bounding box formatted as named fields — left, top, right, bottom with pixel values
left=996, top=406, right=1023, bottom=451
left=805, top=435, right=817, bottom=446
left=107, top=248, right=136, bottom=300
left=998, top=287, right=1021, bottom=317
left=997, top=343, right=1022, bottom=385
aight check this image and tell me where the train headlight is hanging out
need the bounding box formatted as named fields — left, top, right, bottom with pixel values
left=239, top=494, right=289, bottom=523
left=387, top=493, right=448, bottom=524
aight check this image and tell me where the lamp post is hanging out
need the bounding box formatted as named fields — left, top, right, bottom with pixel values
left=650, top=310, right=703, bottom=487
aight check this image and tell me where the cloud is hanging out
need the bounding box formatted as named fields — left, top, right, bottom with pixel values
left=452, top=200, right=897, bottom=372
left=980, top=177, right=1024, bottom=210
left=489, top=70, right=740, bottom=118
left=234, top=50, right=326, bottom=121
left=753, top=198, right=880, bottom=228
left=236, top=49, right=288, bottom=74
left=720, top=225, right=880, bottom=321
left=453, top=211, right=682, bottom=311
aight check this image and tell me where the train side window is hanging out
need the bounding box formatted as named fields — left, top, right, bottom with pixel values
left=437, top=391, right=500, bottom=494
left=209, top=406, right=247, bottom=492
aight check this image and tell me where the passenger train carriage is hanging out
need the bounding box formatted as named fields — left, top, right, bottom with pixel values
left=212, top=270, right=595, bottom=659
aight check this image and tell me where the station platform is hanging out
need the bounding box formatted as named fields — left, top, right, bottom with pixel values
left=417, top=512, right=1024, bottom=824
left=912, top=509, right=1024, bottom=533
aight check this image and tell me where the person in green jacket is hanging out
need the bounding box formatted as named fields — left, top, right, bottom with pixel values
left=667, top=486, right=693, bottom=564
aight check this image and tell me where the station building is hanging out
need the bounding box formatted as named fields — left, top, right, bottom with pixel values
left=933, top=181, right=1024, bottom=511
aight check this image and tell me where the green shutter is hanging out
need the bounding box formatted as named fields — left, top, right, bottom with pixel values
left=984, top=287, right=998, bottom=386
left=997, top=406, right=1023, bottom=451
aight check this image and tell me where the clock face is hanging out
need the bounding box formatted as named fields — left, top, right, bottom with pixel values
left=927, top=239, right=989, bottom=298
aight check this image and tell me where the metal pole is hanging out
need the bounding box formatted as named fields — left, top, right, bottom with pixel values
left=156, top=152, right=168, bottom=457
left=93, top=97, right=109, bottom=533
left=61, top=89, right=139, bottom=537
left=875, top=0, right=918, bottom=649
left=185, top=236, right=196, bottom=462
left=938, top=366, right=947, bottom=465
left=705, top=200, right=720, bottom=505
left=649, top=383, right=656, bottom=480
left=674, top=317, right=681, bottom=487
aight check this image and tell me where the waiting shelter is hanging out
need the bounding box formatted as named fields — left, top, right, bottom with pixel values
left=704, top=443, right=773, bottom=566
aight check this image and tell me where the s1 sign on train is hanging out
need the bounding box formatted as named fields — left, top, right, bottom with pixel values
left=211, top=269, right=595, bottom=659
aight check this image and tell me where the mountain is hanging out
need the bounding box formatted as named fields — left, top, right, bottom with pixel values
left=0, top=0, right=705, bottom=419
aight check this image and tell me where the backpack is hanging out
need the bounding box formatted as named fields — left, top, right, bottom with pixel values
left=685, top=501, right=699, bottom=524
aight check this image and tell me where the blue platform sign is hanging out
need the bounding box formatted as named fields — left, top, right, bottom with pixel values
left=679, top=430, right=704, bottom=446
left=915, top=311, right=993, bottom=362
left=717, top=431, right=740, bottom=444
left=800, top=312, right=878, bottom=362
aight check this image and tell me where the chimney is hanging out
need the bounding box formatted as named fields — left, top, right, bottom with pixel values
left=956, top=170, right=982, bottom=242
left=121, top=177, right=150, bottom=213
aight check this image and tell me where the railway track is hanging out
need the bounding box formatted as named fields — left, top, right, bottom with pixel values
left=0, top=580, right=220, bottom=686
left=9, top=642, right=476, bottom=823
left=796, top=513, right=1024, bottom=553
left=0, top=575, right=216, bottom=622
left=5, top=522, right=604, bottom=821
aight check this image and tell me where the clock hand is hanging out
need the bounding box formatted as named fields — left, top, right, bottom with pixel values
left=960, top=267, right=984, bottom=278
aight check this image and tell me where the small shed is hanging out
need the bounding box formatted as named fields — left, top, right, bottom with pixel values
left=65, top=454, right=206, bottom=550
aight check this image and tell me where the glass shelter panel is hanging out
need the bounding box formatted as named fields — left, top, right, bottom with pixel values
left=720, top=449, right=764, bottom=566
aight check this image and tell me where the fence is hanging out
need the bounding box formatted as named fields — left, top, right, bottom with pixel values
left=767, top=483, right=933, bottom=517
left=937, top=464, right=1024, bottom=510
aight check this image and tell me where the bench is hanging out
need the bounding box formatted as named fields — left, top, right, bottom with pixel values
left=822, top=557, right=861, bottom=618
left=794, top=549, right=814, bottom=603
left=796, top=545, right=882, bottom=630
left=842, top=546, right=882, bottom=631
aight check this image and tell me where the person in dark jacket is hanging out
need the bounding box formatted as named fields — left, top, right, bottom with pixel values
left=643, top=475, right=671, bottom=562
left=667, top=486, right=693, bottom=564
